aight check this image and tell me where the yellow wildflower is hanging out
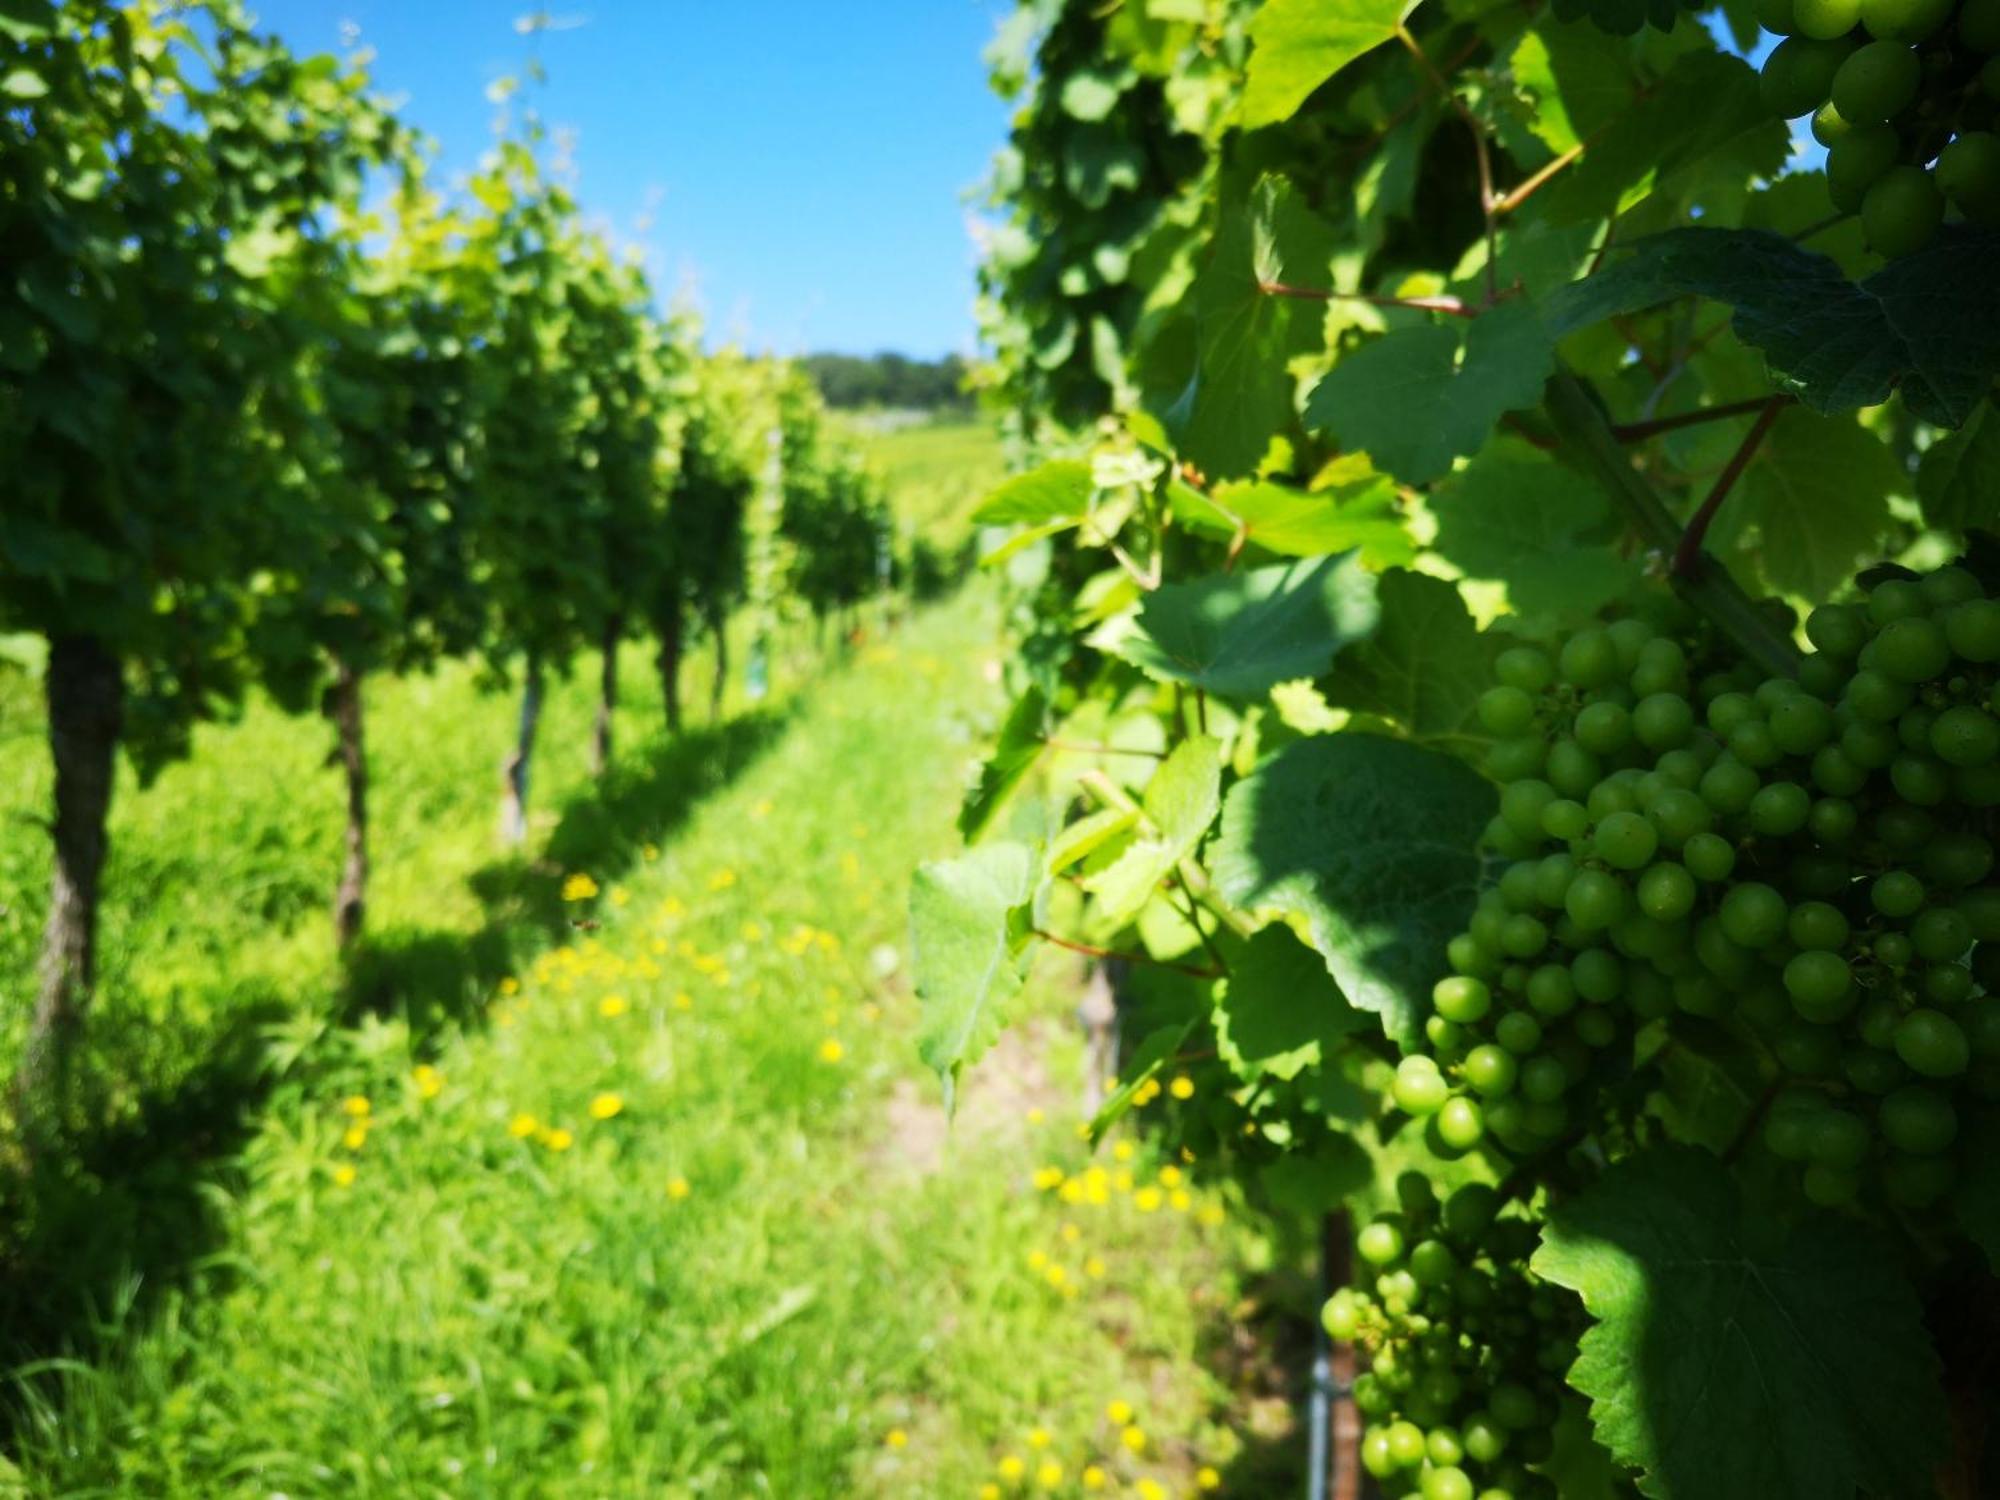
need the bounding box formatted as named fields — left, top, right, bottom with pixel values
left=1137, top=1481, right=1166, bottom=1500
left=342, top=1124, right=368, bottom=1151
left=1106, top=1399, right=1135, bottom=1425
left=543, top=1127, right=575, bottom=1152
left=1081, top=1466, right=1108, bottom=1491
left=1198, top=1465, right=1222, bottom=1490
left=1058, top=1178, right=1086, bottom=1205
left=752, top=799, right=773, bottom=818
left=997, top=1455, right=1026, bottom=1482
left=1112, top=1140, right=1136, bottom=1162
left=884, top=1428, right=908, bottom=1449
left=1025, top=1106, right=1045, bottom=1125
left=708, top=868, right=737, bottom=890
left=1121, top=1425, right=1146, bottom=1454
left=861, top=1002, right=881, bottom=1024
left=1169, top=1075, right=1195, bottom=1100
left=561, top=873, right=599, bottom=902
left=1199, top=1205, right=1226, bottom=1228
left=1084, top=1256, right=1107, bottom=1278
left=609, top=886, right=631, bottom=908
left=599, top=994, right=629, bottom=1018
left=1027, top=1427, right=1051, bottom=1450
left=1134, top=1187, right=1163, bottom=1213
left=498, top=976, right=520, bottom=996
left=1035, top=1459, right=1063, bottom=1488
left=412, top=1064, right=443, bottom=1099
left=673, top=992, right=694, bottom=1012
left=1060, top=1222, right=1081, bottom=1244
left=741, top=919, right=765, bottom=942
left=1026, top=1249, right=1048, bottom=1270
left=508, top=1112, right=540, bottom=1138
left=1046, top=1265, right=1069, bottom=1288
left=331, top=1163, right=356, bottom=1188
left=1158, top=1165, right=1184, bottom=1189
left=341, top=1095, right=370, bottom=1118
left=1170, top=1189, right=1193, bottom=1213
left=642, top=843, right=659, bottom=860
left=818, top=1037, right=845, bottom=1064
left=667, top=1176, right=691, bottom=1200
left=980, top=1487, right=1002, bottom=1500
left=589, top=1093, right=624, bottom=1121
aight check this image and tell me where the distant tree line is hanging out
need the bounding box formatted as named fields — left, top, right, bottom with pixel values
left=799, top=352, right=971, bottom=412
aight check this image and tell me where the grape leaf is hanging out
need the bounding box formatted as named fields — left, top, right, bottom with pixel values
left=973, top=460, right=1094, bottom=525
left=1918, top=400, right=2000, bottom=533
left=1240, top=0, right=1413, bottom=129
left=1429, top=448, right=1641, bottom=625
left=1549, top=226, right=2000, bottom=427
left=1716, top=408, right=1901, bottom=602
left=1211, top=732, right=1493, bottom=1044
left=1088, top=1019, right=1197, bottom=1141
left=1216, top=922, right=1366, bottom=1082
left=1171, top=175, right=1337, bottom=480
left=1104, top=554, right=1380, bottom=699
left=912, top=841, right=1041, bottom=1110
left=1322, top=568, right=1500, bottom=743
left=1534, top=1145, right=1949, bottom=1500
left=1304, top=300, right=1555, bottom=485
left=1258, top=1135, right=1373, bottom=1215
left=1084, top=735, right=1222, bottom=925
left=1048, top=805, right=1141, bottom=874
left=958, top=685, right=1049, bottom=842
left=1169, top=469, right=1415, bottom=564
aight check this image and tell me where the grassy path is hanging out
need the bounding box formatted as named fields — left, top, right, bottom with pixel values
left=2, top=593, right=1277, bottom=1498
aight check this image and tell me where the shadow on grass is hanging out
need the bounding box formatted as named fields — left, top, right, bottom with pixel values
left=0, top=706, right=788, bottom=1398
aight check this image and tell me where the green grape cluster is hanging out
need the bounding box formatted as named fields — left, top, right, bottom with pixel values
left=1404, top=565, right=2000, bottom=1212
left=1321, top=1176, right=1584, bottom=1500
left=1757, top=0, right=2000, bottom=254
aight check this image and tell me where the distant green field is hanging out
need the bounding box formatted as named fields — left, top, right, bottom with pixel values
left=861, top=415, right=1008, bottom=545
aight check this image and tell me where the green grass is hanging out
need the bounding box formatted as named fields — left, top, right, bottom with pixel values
left=861, top=415, right=1008, bottom=546
left=0, top=590, right=1283, bottom=1498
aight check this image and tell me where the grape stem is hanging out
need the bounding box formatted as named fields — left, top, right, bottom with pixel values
left=1670, top=395, right=1787, bottom=580
left=1040, top=738, right=1166, bottom=759
left=1543, top=369, right=1801, bottom=678
left=1609, top=394, right=1792, bottom=443
left=1029, top=927, right=1223, bottom=978
left=1722, top=1077, right=1784, bottom=1165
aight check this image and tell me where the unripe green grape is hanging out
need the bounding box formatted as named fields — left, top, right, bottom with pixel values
left=1539, top=797, right=1590, bottom=843
left=1806, top=1109, right=1870, bottom=1169
left=1632, top=692, right=1695, bottom=750
left=1965, top=0, right=2000, bottom=51
left=1762, top=34, right=1862, bottom=117
left=1409, top=1237, right=1458, bottom=1286
left=1960, top=887, right=2000, bottom=940
left=1386, top=1419, right=1428, bottom=1468
left=1479, top=685, right=1538, bottom=735
left=1913, top=905, right=1971, bottom=960
left=1427, top=1015, right=1466, bottom=1051
left=1499, top=779, right=1556, bottom=839
left=1810, top=745, right=1866, bottom=796
left=1785, top=950, right=1855, bottom=1022
left=1848, top=669, right=1914, bottom=725
left=1748, top=780, right=1812, bottom=835
left=1489, top=1383, right=1540, bottom=1431
left=1765, top=1102, right=1819, bottom=1160
left=1323, top=1289, right=1364, bottom=1339
left=1362, top=1427, right=1399, bottom=1480
left=1395, top=1055, right=1452, bottom=1115
left=1803, top=1162, right=1861, bottom=1207
left=1593, top=810, right=1658, bottom=871
left=1358, top=1218, right=1406, bottom=1266
left=1435, top=1095, right=1486, bottom=1150
left=1799, top=655, right=1846, bottom=698
left=1519, top=1055, right=1567, bottom=1103
left=1833, top=39, right=1923, bottom=123
left=1423, top=1467, right=1476, bottom=1500
left=1881, top=1083, right=1957, bottom=1153
left=1558, top=629, right=1619, bottom=689
left=1434, top=974, right=1493, bottom=1024
left=1794, top=0, right=1866, bottom=33
left=1607, top=617, right=1654, bottom=668
left=1768, top=693, right=1834, bottom=755
left=1495, top=1011, right=1543, bottom=1054
left=1681, top=831, right=1736, bottom=883
left=1427, top=1427, right=1466, bottom=1469
left=1877, top=615, right=1951, bottom=682
left=1573, top=699, right=1631, bottom=755
left=1876, top=801, right=1935, bottom=852
left=1885, top=1152, right=1958, bottom=1207
left=1806, top=603, right=1869, bottom=658
left=1811, top=100, right=1856, bottom=146
left=1719, top=883, right=1788, bottom=949
left=1895, top=1008, right=1970, bottom=1077
left=1863, top=164, right=1945, bottom=257
left=1707, top=691, right=1759, bottom=736
left=1860, top=0, right=1952, bottom=40
left=1827, top=123, right=1906, bottom=210
left=1462, top=1043, right=1519, bottom=1099
left=1891, top=751, right=1950, bottom=806
left=1946, top=598, right=2000, bottom=662
left=1496, top=646, right=1555, bottom=691
left=1921, top=566, right=1982, bottom=607
left=1525, top=962, right=1577, bottom=1018
left=1637, top=861, right=1697, bottom=921
left=1925, top=832, right=1993, bottom=888
left=1564, top=868, right=1628, bottom=932
left=1939, top=132, right=2000, bottom=223
left=1846, top=1044, right=1908, bottom=1094
left=1788, top=900, right=1849, bottom=950
left=1807, top=796, right=1858, bottom=844
left=1486, top=736, right=1546, bottom=781
left=1500, top=912, right=1550, bottom=958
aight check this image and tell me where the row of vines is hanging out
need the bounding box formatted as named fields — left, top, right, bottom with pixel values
left=1, top=1, right=907, bottom=1120
left=918, top=0, right=2000, bottom=1496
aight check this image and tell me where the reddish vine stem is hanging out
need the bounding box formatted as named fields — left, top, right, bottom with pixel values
left=1395, top=23, right=1497, bottom=302
left=1030, top=928, right=1222, bottom=979
left=1670, top=396, right=1787, bottom=579
left=1490, top=144, right=1582, bottom=216
left=1258, top=280, right=1477, bottom=318
left=1611, top=394, right=1793, bottom=443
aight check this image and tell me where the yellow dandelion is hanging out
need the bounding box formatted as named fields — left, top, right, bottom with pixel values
left=412, top=1064, right=443, bottom=1099
left=1197, top=1465, right=1222, bottom=1490
left=1084, top=1255, right=1107, bottom=1278
left=1136, top=1480, right=1165, bottom=1500
left=1106, top=1399, right=1135, bottom=1426
left=341, top=1094, right=370, bottom=1118
left=1121, top=1425, right=1147, bottom=1454
left=708, top=868, right=737, bottom=890
left=1169, top=1075, right=1195, bottom=1100
left=997, top=1455, right=1027, bottom=1482
left=561, top=873, right=599, bottom=902
left=1112, top=1140, right=1136, bottom=1162
left=1026, top=1248, right=1048, bottom=1270
left=651, top=937, right=670, bottom=956
left=642, top=843, right=659, bottom=860
left=589, top=1093, right=624, bottom=1121
left=980, top=1486, right=1002, bottom=1500
left=599, top=994, right=629, bottom=1018
left=1082, top=1466, right=1108, bottom=1491
left=1170, top=1189, right=1193, bottom=1212
left=1027, top=1427, right=1052, bottom=1450
left=1134, top=1186, right=1163, bottom=1213
left=1060, top=1222, right=1081, bottom=1244
left=342, top=1124, right=368, bottom=1151
left=741, top=919, right=766, bottom=942
left=667, top=1175, right=691, bottom=1200
left=1035, top=1459, right=1063, bottom=1488
left=673, top=991, right=694, bottom=1012
left=498, top=976, right=520, bottom=996
left=818, top=1037, right=845, bottom=1064
left=331, top=1163, right=357, bottom=1187
left=1025, top=1106, right=1045, bottom=1125
left=816, top=930, right=840, bottom=953
left=752, top=799, right=773, bottom=818
left=1158, top=1165, right=1184, bottom=1189
left=609, top=886, right=631, bottom=908
left=508, top=1112, right=540, bottom=1138
left=1058, top=1178, right=1086, bottom=1205
left=885, top=1428, right=908, bottom=1449
left=1198, top=1204, right=1226, bottom=1228
left=543, top=1127, right=575, bottom=1152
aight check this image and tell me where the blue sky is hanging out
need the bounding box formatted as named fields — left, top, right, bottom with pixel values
left=249, top=1, right=1015, bottom=358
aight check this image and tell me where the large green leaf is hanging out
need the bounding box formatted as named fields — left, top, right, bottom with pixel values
left=1083, top=735, right=1222, bottom=925
left=1088, top=1019, right=1197, bottom=1141
left=972, top=460, right=1094, bottom=525
left=958, top=685, right=1049, bottom=842
left=1534, top=1146, right=1949, bottom=1500
left=912, top=842, right=1040, bottom=1110
left=1717, top=409, right=1901, bottom=602
left=1323, top=569, right=1500, bottom=743
left=1172, top=175, right=1337, bottom=480
left=1216, top=923, right=1366, bottom=1082
left=1429, top=447, right=1643, bottom=623
left=1304, top=300, right=1555, bottom=485
left=1170, top=465, right=1416, bottom=564
left=1105, top=554, right=1380, bottom=699
left=1549, top=226, right=2000, bottom=427
left=1918, top=400, right=2000, bottom=533
left=1211, top=733, right=1493, bottom=1044
left=1241, top=0, right=1413, bottom=129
